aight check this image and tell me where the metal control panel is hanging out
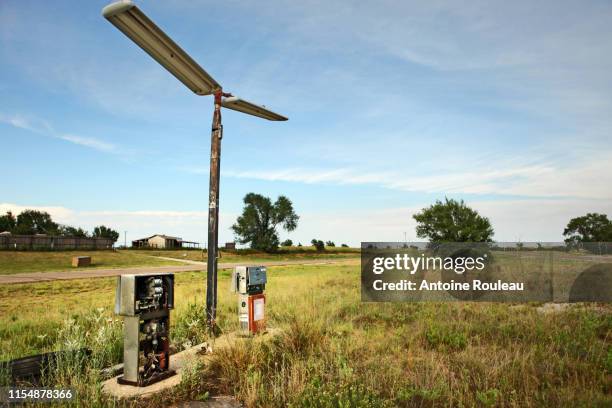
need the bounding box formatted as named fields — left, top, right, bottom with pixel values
left=115, top=273, right=175, bottom=386
left=231, top=265, right=267, bottom=295
left=231, top=266, right=267, bottom=335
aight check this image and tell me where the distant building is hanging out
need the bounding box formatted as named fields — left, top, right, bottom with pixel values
left=224, top=242, right=236, bottom=250
left=131, top=234, right=200, bottom=249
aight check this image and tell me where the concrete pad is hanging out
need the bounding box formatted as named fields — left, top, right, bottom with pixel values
left=102, top=328, right=280, bottom=400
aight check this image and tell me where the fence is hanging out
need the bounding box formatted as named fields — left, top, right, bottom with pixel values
left=0, top=234, right=114, bottom=250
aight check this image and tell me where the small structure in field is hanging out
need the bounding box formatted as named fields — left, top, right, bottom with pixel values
left=72, top=256, right=91, bottom=267
left=131, top=234, right=200, bottom=249
left=224, top=242, right=236, bottom=250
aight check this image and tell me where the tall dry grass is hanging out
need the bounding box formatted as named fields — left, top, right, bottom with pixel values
left=1, top=263, right=610, bottom=407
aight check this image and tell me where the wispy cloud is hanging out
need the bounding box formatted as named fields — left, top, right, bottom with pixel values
left=0, top=113, right=118, bottom=154
left=58, top=134, right=116, bottom=153
left=223, top=153, right=612, bottom=200
left=0, top=113, right=52, bottom=134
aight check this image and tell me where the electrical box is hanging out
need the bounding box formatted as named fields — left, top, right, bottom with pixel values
left=114, top=273, right=175, bottom=386
left=231, top=266, right=267, bottom=335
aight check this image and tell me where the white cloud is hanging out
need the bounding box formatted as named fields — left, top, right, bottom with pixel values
left=0, top=113, right=118, bottom=154
left=223, top=150, right=612, bottom=200
left=470, top=198, right=612, bottom=242
left=0, top=113, right=52, bottom=134
left=0, top=203, right=75, bottom=223
left=58, top=134, right=116, bottom=153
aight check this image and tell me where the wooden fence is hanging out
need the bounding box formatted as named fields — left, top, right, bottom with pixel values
left=0, top=234, right=114, bottom=250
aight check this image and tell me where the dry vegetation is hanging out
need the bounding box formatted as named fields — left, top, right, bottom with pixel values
left=1, top=261, right=610, bottom=407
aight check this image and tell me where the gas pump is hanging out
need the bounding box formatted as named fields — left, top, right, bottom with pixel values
left=114, top=273, right=175, bottom=386
left=231, top=266, right=267, bottom=335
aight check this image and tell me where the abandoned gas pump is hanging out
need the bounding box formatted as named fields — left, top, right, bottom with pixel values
left=231, top=266, right=267, bottom=335
left=114, top=273, right=175, bottom=386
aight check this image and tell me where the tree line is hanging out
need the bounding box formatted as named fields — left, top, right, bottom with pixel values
left=4, top=196, right=608, bottom=251
left=0, top=210, right=120, bottom=242
left=231, top=193, right=612, bottom=251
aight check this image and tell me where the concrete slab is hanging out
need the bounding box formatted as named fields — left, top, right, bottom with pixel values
left=102, top=328, right=280, bottom=400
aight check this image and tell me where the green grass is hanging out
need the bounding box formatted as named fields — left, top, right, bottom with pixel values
left=0, top=247, right=360, bottom=276
left=0, top=250, right=184, bottom=275
left=1, top=263, right=610, bottom=407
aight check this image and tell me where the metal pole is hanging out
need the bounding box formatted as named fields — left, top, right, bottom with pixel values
left=206, top=91, right=223, bottom=329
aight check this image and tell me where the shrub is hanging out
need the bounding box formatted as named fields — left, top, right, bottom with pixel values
left=424, top=324, right=467, bottom=351
left=311, top=239, right=325, bottom=251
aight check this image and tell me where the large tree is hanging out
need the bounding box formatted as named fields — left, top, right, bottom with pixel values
left=413, top=198, right=494, bottom=242
left=13, top=210, right=59, bottom=235
left=92, top=225, right=120, bottom=242
left=232, top=193, right=299, bottom=252
left=563, top=213, right=612, bottom=245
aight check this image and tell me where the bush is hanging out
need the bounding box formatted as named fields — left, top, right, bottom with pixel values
left=424, top=324, right=467, bottom=351
left=325, top=241, right=335, bottom=247
left=341, top=244, right=349, bottom=248
left=281, top=239, right=293, bottom=247
left=294, top=378, right=389, bottom=408
left=311, top=239, right=325, bottom=251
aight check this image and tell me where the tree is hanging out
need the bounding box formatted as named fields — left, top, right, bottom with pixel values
left=341, top=244, right=349, bottom=248
left=412, top=198, right=494, bottom=242
left=14, top=210, right=59, bottom=235
left=563, top=213, right=612, bottom=246
left=61, top=226, right=89, bottom=238
left=232, top=193, right=299, bottom=252
left=0, top=211, right=16, bottom=232
left=281, top=239, right=293, bottom=247
left=92, top=225, right=120, bottom=242
left=311, top=239, right=324, bottom=251
left=325, top=241, right=335, bottom=247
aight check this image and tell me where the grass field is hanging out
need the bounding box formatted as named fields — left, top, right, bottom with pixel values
left=0, top=247, right=360, bottom=276
left=1, top=258, right=610, bottom=407
left=130, top=246, right=360, bottom=264
left=0, top=250, right=184, bottom=275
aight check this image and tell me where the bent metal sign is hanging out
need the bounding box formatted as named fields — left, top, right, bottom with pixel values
left=361, top=242, right=612, bottom=302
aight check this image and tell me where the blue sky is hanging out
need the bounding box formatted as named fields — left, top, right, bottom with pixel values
left=1, top=0, right=611, bottom=246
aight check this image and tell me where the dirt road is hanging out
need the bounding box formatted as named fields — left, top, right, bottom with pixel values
left=0, top=257, right=359, bottom=285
